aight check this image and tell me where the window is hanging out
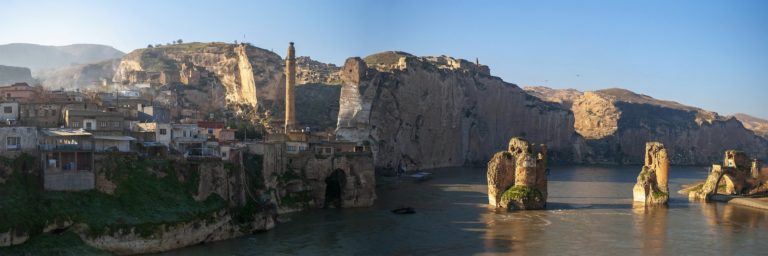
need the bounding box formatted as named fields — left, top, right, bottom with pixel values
left=85, top=122, right=92, bottom=129
left=183, top=131, right=187, bottom=137
left=6, top=137, right=20, bottom=150
left=70, top=121, right=81, bottom=128
left=5, top=93, right=10, bottom=98
left=159, top=128, right=167, bottom=135
left=3, top=106, right=12, bottom=114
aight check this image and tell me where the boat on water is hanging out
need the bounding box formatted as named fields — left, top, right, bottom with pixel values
left=391, top=207, right=416, bottom=214
left=409, top=171, right=432, bottom=182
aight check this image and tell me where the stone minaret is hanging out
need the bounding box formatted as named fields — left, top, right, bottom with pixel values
left=284, top=42, right=297, bottom=133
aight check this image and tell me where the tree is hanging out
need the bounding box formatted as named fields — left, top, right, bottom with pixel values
left=147, top=44, right=153, bottom=48
left=176, top=39, right=183, bottom=44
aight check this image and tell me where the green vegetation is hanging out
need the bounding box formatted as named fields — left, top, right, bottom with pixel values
left=652, top=190, right=668, bottom=199
left=0, top=156, right=226, bottom=243
left=280, top=191, right=312, bottom=208
left=501, top=185, right=543, bottom=203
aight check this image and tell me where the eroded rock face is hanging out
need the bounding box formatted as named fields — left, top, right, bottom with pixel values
left=113, top=43, right=284, bottom=113
left=336, top=54, right=577, bottom=169
left=296, top=56, right=341, bottom=85
left=78, top=210, right=275, bottom=255
left=487, top=137, right=547, bottom=210
left=524, top=86, right=768, bottom=165
left=632, top=142, right=669, bottom=205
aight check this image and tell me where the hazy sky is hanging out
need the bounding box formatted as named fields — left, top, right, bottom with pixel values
left=2, top=0, right=767, bottom=118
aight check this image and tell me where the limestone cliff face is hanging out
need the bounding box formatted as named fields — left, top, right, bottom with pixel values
left=0, top=65, right=34, bottom=85
left=113, top=43, right=284, bottom=110
left=336, top=52, right=578, bottom=169
left=734, top=113, right=768, bottom=139
left=525, top=86, right=768, bottom=165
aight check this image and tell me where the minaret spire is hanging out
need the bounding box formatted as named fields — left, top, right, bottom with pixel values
left=284, top=42, right=297, bottom=133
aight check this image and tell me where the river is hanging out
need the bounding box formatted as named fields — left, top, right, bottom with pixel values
left=158, top=165, right=768, bottom=255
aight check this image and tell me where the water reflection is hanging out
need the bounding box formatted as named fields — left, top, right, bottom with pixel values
left=632, top=203, right=668, bottom=255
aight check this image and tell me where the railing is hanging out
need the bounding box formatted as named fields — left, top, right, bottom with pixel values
left=39, top=143, right=94, bottom=151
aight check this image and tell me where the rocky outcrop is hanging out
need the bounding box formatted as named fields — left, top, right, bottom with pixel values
left=78, top=210, right=274, bottom=255
left=632, top=142, right=669, bottom=205
left=113, top=43, right=284, bottom=112
left=0, top=65, right=34, bottom=85
left=734, top=113, right=768, bottom=139
left=487, top=137, right=547, bottom=210
left=687, top=150, right=764, bottom=200
left=296, top=56, right=341, bottom=85
left=525, top=86, right=768, bottom=165
left=336, top=53, right=578, bottom=169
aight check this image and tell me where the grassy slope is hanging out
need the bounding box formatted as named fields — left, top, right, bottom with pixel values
left=0, top=155, right=227, bottom=253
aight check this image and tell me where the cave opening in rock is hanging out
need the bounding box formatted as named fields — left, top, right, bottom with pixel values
left=325, top=169, right=346, bottom=208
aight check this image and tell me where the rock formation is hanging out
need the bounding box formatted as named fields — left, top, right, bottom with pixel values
left=524, top=86, right=768, bottom=165
left=336, top=52, right=577, bottom=169
left=734, top=113, right=768, bottom=139
left=296, top=56, right=341, bottom=85
left=632, top=142, right=669, bottom=205
left=487, top=137, right=547, bottom=210
left=687, top=150, right=765, bottom=200
left=0, top=65, right=34, bottom=85
left=113, top=43, right=284, bottom=113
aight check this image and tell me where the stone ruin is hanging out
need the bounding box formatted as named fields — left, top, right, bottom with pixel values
left=487, top=137, right=547, bottom=210
left=686, top=150, right=764, bottom=200
left=633, top=142, right=669, bottom=205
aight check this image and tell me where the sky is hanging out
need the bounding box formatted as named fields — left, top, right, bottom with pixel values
left=1, top=0, right=767, bottom=118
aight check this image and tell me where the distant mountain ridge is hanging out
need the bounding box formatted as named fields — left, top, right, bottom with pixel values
left=0, top=43, right=124, bottom=74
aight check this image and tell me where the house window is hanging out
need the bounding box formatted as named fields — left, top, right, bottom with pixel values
left=159, top=128, right=167, bottom=135
left=85, top=122, right=93, bottom=129
left=3, top=106, right=12, bottom=114
left=70, top=121, right=81, bottom=128
left=183, top=131, right=187, bottom=137
left=6, top=137, right=20, bottom=150
left=113, top=121, right=120, bottom=128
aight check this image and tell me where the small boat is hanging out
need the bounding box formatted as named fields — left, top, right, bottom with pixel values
left=391, top=207, right=416, bottom=214
left=409, top=172, right=432, bottom=182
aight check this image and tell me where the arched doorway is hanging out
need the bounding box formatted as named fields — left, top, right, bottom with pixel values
left=325, top=169, right=346, bottom=208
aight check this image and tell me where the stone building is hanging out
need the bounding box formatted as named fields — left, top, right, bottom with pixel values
left=0, top=126, right=38, bottom=156
left=487, top=137, right=548, bottom=210
left=0, top=82, right=40, bottom=102
left=39, top=128, right=95, bottom=191
left=64, top=109, right=125, bottom=135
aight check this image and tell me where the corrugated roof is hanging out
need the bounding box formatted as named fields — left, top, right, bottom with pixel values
left=41, top=128, right=92, bottom=137
left=93, top=135, right=136, bottom=141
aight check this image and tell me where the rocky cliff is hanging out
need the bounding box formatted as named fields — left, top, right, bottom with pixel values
left=113, top=43, right=284, bottom=112
left=525, top=86, right=768, bottom=164
left=336, top=52, right=578, bottom=169
left=734, top=113, right=768, bottom=139
left=0, top=65, right=34, bottom=85
left=296, top=56, right=341, bottom=85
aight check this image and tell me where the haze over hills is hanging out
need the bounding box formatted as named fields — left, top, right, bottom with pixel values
left=734, top=113, right=768, bottom=139
left=0, top=43, right=124, bottom=74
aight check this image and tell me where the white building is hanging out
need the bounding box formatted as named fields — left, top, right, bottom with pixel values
left=156, top=123, right=172, bottom=146
left=0, top=126, right=37, bottom=155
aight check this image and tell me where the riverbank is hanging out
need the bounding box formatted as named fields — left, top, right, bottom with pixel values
left=709, top=194, right=768, bottom=211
